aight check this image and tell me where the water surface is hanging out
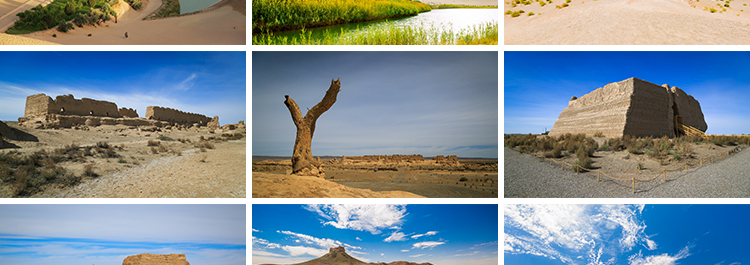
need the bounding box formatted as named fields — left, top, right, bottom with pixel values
left=180, top=0, right=221, bottom=14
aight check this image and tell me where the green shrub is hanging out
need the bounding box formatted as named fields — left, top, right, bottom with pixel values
left=65, top=2, right=76, bottom=16
left=57, top=20, right=74, bottom=32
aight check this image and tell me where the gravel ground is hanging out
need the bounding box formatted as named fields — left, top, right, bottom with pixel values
left=504, top=147, right=750, bottom=198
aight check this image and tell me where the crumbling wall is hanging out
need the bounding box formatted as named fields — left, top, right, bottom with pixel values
left=118, top=107, right=139, bottom=118
left=122, top=253, right=190, bottom=265
left=549, top=78, right=707, bottom=138
left=341, top=154, right=425, bottom=163
left=145, top=106, right=212, bottom=125
left=24, top=94, right=122, bottom=118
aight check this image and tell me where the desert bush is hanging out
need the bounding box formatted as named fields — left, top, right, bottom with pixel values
left=83, top=163, right=96, bottom=177
left=459, top=177, right=468, bottom=181
left=57, top=19, right=74, bottom=32
left=544, top=146, right=563, bottom=158
left=96, top=141, right=110, bottom=149
left=157, top=135, right=175, bottom=141
left=150, top=146, right=158, bottom=154
left=147, top=140, right=160, bottom=146
left=117, top=158, right=126, bottom=163
left=594, top=131, right=604, bottom=137
left=158, top=145, right=168, bottom=152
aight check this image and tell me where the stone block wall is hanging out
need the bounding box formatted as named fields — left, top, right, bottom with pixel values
left=145, top=106, right=211, bottom=125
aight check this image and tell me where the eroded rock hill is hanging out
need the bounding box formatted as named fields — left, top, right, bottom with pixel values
left=122, top=253, right=190, bottom=265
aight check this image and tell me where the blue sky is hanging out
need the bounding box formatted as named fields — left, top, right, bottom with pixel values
left=252, top=51, right=499, bottom=158
left=0, top=204, right=245, bottom=265
left=252, top=204, right=498, bottom=265
left=505, top=204, right=750, bottom=265
left=505, top=51, right=750, bottom=135
left=0, top=51, right=245, bottom=126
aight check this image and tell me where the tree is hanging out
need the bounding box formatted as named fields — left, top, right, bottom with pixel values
left=284, top=78, right=341, bottom=177
left=88, top=0, right=97, bottom=8
left=64, top=2, right=75, bottom=16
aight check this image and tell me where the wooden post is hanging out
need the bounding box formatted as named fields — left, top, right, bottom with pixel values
left=597, top=170, right=600, bottom=182
left=712, top=156, right=714, bottom=163
left=685, top=164, right=687, bottom=173
left=632, top=178, right=635, bottom=194
left=663, top=169, right=666, bottom=182
left=700, top=157, right=702, bottom=167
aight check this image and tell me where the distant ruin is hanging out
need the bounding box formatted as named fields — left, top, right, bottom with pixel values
left=122, top=253, right=190, bottom=265
left=18, top=93, right=223, bottom=130
left=329, top=154, right=461, bottom=166
left=549, top=77, right=708, bottom=138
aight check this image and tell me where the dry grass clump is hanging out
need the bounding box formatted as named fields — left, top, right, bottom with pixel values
left=177, top=138, right=192, bottom=143
left=83, top=163, right=97, bottom=177
left=0, top=149, right=83, bottom=197
left=505, top=133, right=598, bottom=170
left=147, top=140, right=161, bottom=146
left=195, top=141, right=215, bottom=150
left=221, top=133, right=245, bottom=140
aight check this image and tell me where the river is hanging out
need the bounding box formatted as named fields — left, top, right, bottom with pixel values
left=179, top=0, right=221, bottom=14
left=271, top=8, right=498, bottom=41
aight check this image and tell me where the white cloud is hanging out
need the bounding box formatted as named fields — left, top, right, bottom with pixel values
left=279, top=231, right=343, bottom=249
left=252, top=236, right=280, bottom=249
left=176, top=73, right=198, bottom=91
left=412, top=241, right=445, bottom=249
left=401, top=249, right=410, bottom=252
left=384, top=232, right=408, bottom=242
left=628, top=246, right=691, bottom=265
left=454, top=251, right=480, bottom=257
left=252, top=250, right=285, bottom=258
left=504, top=205, right=666, bottom=265
left=411, top=231, right=438, bottom=239
left=356, top=237, right=362, bottom=241
left=410, top=254, right=426, bottom=258
left=281, top=246, right=327, bottom=257
left=252, top=228, right=260, bottom=232
left=305, top=205, right=407, bottom=234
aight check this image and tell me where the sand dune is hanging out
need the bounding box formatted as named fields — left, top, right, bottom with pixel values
left=11, top=0, right=244, bottom=45
left=505, top=0, right=750, bottom=44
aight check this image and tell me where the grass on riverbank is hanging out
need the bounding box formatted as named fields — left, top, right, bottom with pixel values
left=252, top=0, right=431, bottom=33
left=146, top=0, right=180, bottom=19
left=253, top=21, right=497, bottom=45
left=5, top=0, right=115, bottom=34
left=434, top=4, right=497, bottom=9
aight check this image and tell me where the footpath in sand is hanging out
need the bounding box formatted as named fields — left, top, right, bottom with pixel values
left=505, top=0, right=750, bottom=44
left=11, top=0, right=244, bottom=44
left=34, top=139, right=246, bottom=198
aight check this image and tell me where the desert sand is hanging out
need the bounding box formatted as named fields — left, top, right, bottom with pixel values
left=1, top=121, right=246, bottom=198
left=253, top=158, right=498, bottom=198
left=505, top=0, right=750, bottom=44
left=5, top=0, right=245, bottom=45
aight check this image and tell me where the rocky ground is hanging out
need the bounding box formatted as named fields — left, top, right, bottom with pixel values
left=253, top=158, right=498, bottom=198
left=0, top=121, right=245, bottom=198
left=505, top=143, right=750, bottom=197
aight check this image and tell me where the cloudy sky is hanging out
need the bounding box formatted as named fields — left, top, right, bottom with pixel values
left=505, top=51, right=750, bottom=135
left=0, top=204, right=245, bottom=265
left=505, top=204, right=750, bottom=265
left=252, top=51, right=499, bottom=158
left=252, top=204, right=498, bottom=265
left=0, top=51, right=245, bottom=126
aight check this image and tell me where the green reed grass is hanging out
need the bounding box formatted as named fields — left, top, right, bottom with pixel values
left=252, top=21, right=497, bottom=45
left=252, top=0, right=431, bottom=33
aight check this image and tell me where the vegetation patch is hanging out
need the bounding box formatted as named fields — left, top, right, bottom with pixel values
left=146, top=0, right=180, bottom=19
left=253, top=21, right=497, bottom=45
left=252, top=0, right=431, bottom=34
left=6, top=0, right=115, bottom=34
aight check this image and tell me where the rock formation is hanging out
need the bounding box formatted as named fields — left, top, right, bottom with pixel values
left=549, top=77, right=707, bottom=138
left=286, top=246, right=432, bottom=265
left=208, top=116, right=220, bottom=131
left=337, top=154, right=425, bottom=164
left=17, top=93, right=219, bottom=130
left=0, top=121, right=17, bottom=140
left=122, top=253, right=190, bottom=265
left=433, top=155, right=460, bottom=166
left=284, top=78, right=341, bottom=178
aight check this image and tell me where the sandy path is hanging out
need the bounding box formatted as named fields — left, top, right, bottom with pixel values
left=0, top=0, right=50, bottom=31
left=19, top=0, right=244, bottom=44
left=34, top=139, right=246, bottom=198
left=505, top=0, right=750, bottom=44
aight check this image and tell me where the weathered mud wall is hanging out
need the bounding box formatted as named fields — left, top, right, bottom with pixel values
left=24, top=94, right=123, bottom=118
left=549, top=77, right=707, bottom=138
left=118, top=107, right=139, bottom=118
left=122, top=253, right=190, bottom=265
left=145, top=106, right=211, bottom=125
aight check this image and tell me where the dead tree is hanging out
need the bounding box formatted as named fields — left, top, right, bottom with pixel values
left=284, top=78, right=341, bottom=177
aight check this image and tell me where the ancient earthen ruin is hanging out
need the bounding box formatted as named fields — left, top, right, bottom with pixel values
left=17, top=93, right=225, bottom=131
left=122, top=253, right=190, bottom=265
left=284, top=78, right=341, bottom=178
left=549, top=77, right=707, bottom=138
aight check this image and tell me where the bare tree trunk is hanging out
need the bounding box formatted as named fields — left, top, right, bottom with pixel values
left=284, top=78, right=341, bottom=177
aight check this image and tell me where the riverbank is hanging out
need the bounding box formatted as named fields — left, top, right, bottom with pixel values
left=13, top=0, right=244, bottom=44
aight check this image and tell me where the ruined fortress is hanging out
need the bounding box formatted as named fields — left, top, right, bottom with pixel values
left=18, top=93, right=216, bottom=130
left=549, top=77, right=708, bottom=138
left=329, top=154, right=460, bottom=166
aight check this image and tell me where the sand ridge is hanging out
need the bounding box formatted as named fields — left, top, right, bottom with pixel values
left=505, top=0, right=750, bottom=44
left=15, top=0, right=245, bottom=44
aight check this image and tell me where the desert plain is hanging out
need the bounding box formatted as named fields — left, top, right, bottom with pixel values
left=505, top=0, right=750, bottom=44
left=0, top=120, right=246, bottom=198
left=253, top=156, right=498, bottom=198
